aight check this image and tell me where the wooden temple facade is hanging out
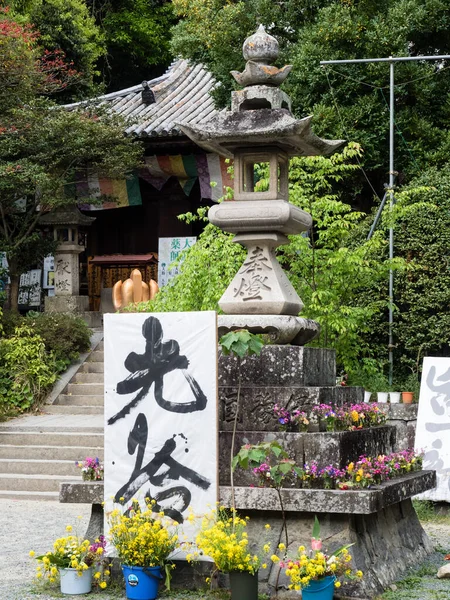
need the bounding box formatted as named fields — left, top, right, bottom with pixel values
left=65, top=60, right=232, bottom=311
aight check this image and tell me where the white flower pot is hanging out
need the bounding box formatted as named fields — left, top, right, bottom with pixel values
left=389, top=392, right=401, bottom=404
left=364, top=391, right=372, bottom=403
left=60, top=567, right=92, bottom=595
left=377, top=392, right=388, bottom=403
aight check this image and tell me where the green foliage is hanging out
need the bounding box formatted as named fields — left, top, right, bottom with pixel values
left=232, top=441, right=294, bottom=489
left=20, top=0, right=105, bottom=96
left=0, top=323, right=57, bottom=412
left=280, top=144, right=397, bottom=371
left=171, top=0, right=450, bottom=193
left=135, top=145, right=393, bottom=372
left=360, top=164, right=450, bottom=383
left=134, top=219, right=245, bottom=314
left=0, top=312, right=90, bottom=417
left=25, top=311, right=91, bottom=364
left=220, top=330, right=263, bottom=359
left=97, top=0, right=176, bottom=90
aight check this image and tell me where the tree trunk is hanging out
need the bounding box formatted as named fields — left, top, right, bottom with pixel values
left=7, top=257, right=20, bottom=313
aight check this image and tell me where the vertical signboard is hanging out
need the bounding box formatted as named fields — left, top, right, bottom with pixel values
left=104, top=311, right=218, bottom=553
left=415, top=357, right=450, bottom=501
left=158, top=237, right=196, bottom=287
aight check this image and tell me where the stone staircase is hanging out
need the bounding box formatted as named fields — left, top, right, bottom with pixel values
left=0, top=340, right=104, bottom=501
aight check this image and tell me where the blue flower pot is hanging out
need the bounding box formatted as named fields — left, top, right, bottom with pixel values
left=122, top=565, right=163, bottom=600
left=302, top=575, right=335, bottom=600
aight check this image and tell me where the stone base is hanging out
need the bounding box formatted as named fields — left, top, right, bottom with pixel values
left=218, top=314, right=319, bottom=345
left=60, top=477, right=435, bottom=598
left=220, top=475, right=435, bottom=598
left=45, top=295, right=89, bottom=313
left=219, top=427, right=397, bottom=485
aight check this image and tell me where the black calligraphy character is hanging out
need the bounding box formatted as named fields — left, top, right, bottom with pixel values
left=108, top=316, right=207, bottom=424
left=114, top=413, right=210, bottom=522
left=425, top=365, right=450, bottom=428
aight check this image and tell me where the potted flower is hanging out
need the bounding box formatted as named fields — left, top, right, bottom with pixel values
left=30, top=524, right=108, bottom=595
left=75, top=456, right=104, bottom=481
left=107, top=499, right=179, bottom=600
left=191, top=505, right=271, bottom=600
left=278, top=517, right=363, bottom=599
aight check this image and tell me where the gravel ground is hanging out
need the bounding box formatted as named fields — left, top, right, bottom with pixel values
left=1, top=499, right=449, bottom=600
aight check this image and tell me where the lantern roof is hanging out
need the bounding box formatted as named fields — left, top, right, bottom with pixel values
left=39, top=205, right=96, bottom=226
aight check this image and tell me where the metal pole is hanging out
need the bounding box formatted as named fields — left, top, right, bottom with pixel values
left=388, top=60, right=395, bottom=386
left=320, top=54, right=450, bottom=64
left=367, top=191, right=388, bottom=240
left=320, top=52, right=450, bottom=385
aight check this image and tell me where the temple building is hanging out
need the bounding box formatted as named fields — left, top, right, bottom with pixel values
left=60, top=60, right=233, bottom=313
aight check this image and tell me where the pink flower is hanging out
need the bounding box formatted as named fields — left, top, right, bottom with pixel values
left=311, top=538, right=322, bottom=551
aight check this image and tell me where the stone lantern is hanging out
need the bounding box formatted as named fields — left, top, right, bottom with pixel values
left=40, top=204, right=95, bottom=314
left=178, top=25, right=344, bottom=344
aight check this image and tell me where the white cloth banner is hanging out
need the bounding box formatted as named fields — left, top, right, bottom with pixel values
left=104, top=311, right=218, bottom=554
left=415, top=356, right=450, bottom=501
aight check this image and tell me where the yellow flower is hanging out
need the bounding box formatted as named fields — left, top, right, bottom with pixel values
left=265, top=524, right=271, bottom=530
left=99, top=581, right=107, bottom=589
left=29, top=550, right=35, bottom=557
left=357, top=570, right=363, bottom=578
left=278, top=543, right=286, bottom=551
left=335, top=581, right=341, bottom=588
left=263, top=544, right=270, bottom=553
left=271, top=555, right=280, bottom=563
left=65, top=525, right=72, bottom=532
left=94, top=572, right=101, bottom=579
left=262, top=563, right=267, bottom=569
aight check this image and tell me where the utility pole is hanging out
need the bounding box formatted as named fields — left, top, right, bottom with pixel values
left=320, top=54, right=450, bottom=386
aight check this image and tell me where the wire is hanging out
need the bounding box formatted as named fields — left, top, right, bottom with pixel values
left=324, top=69, right=383, bottom=202
left=324, top=62, right=450, bottom=91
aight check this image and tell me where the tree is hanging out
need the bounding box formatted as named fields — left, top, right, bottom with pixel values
left=5, top=0, right=105, bottom=98
left=92, top=0, right=176, bottom=91
left=0, top=9, right=143, bottom=311
left=360, top=165, right=450, bottom=385
left=171, top=0, right=450, bottom=204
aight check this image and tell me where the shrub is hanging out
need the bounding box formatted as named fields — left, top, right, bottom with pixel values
left=25, top=312, right=91, bottom=364
left=0, top=324, right=57, bottom=413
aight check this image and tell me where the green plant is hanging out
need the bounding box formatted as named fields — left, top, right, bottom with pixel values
left=25, top=312, right=91, bottom=363
left=30, top=523, right=107, bottom=584
left=0, top=323, right=57, bottom=412
left=190, top=506, right=272, bottom=575
left=107, top=499, right=178, bottom=589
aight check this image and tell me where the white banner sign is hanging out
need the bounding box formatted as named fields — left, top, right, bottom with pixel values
left=104, top=311, right=218, bottom=553
left=18, top=269, right=42, bottom=306
left=158, top=237, right=196, bottom=287
left=415, top=357, right=450, bottom=501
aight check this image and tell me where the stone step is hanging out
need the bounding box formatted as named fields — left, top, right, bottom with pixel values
left=44, top=405, right=104, bottom=415
left=67, top=383, right=104, bottom=395
left=55, top=395, right=104, bottom=406
left=0, top=431, right=103, bottom=447
left=0, top=473, right=78, bottom=492
left=96, top=341, right=104, bottom=351
left=0, top=458, right=80, bottom=476
left=0, top=490, right=59, bottom=501
left=88, top=351, right=104, bottom=363
left=72, top=372, right=104, bottom=384
left=0, top=444, right=104, bottom=461
left=80, top=362, right=104, bottom=374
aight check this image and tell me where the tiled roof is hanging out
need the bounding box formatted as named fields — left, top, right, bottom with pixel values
left=65, top=60, right=219, bottom=139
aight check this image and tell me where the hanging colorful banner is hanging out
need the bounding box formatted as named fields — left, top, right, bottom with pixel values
left=140, top=154, right=233, bottom=201
left=75, top=173, right=142, bottom=211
